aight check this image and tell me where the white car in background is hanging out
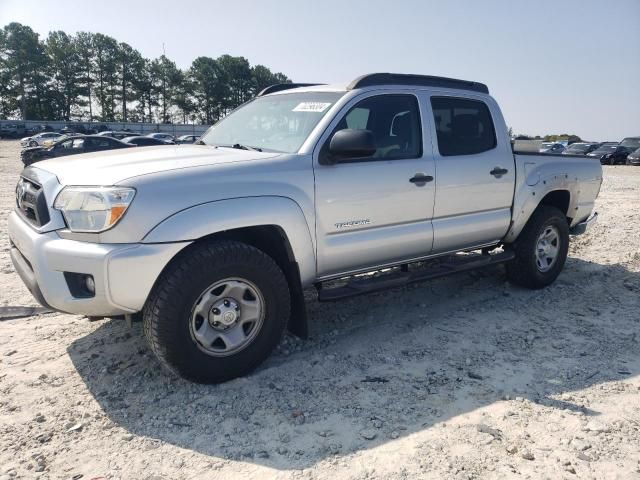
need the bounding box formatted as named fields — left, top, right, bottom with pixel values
left=539, top=142, right=566, bottom=154
left=20, top=132, right=63, bottom=148
left=146, top=132, right=175, bottom=142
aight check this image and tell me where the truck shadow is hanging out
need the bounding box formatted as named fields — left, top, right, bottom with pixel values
left=67, top=257, right=640, bottom=470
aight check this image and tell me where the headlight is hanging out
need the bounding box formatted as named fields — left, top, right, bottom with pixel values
left=54, top=186, right=135, bottom=232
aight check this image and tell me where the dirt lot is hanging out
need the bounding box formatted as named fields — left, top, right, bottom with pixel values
left=0, top=139, right=639, bottom=480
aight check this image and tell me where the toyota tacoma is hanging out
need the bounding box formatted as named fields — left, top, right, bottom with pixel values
left=8, top=73, right=602, bottom=383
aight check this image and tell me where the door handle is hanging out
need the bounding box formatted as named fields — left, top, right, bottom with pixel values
left=490, top=167, right=508, bottom=177
left=409, top=173, right=434, bottom=185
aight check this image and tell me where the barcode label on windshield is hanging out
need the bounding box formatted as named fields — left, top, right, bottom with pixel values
left=293, top=102, right=332, bottom=113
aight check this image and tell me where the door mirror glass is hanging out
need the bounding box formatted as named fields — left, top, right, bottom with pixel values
left=328, top=129, right=376, bottom=161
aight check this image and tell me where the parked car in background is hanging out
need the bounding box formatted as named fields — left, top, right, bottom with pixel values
left=539, top=142, right=565, bottom=154
left=1, top=123, right=32, bottom=138
left=98, top=130, right=133, bottom=140
left=20, top=132, right=63, bottom=148
left=122, top=136, right=174, bottom=146
left=41, top=133, right=80, bottom=148
left=561, top=142, right=601, bottom=156
left=33, top=124, right=54, bottom=133
left=587, top=144, right=634, bottom=165
left=626, top=147, right=640, bottom=166
left=60, top=124, right=89, bottom=135
left=176, top=134, right=200, bottom=144
left=21, top=135, right=133, bottom=166
left=146, top=132, right=175, bottom=142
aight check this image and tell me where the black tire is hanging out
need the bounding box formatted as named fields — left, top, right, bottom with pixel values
left=143, top=240, right=291, bottom=383
left=505, top=206, right=569, bottom=289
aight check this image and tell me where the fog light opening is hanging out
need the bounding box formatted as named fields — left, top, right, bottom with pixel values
left=63, top=272, right=96, bottom=299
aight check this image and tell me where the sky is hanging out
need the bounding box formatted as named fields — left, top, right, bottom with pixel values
left=1, top=0, right=639, bottom=140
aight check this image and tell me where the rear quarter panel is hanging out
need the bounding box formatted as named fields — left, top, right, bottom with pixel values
left=505, top=153, right=602, bottom=242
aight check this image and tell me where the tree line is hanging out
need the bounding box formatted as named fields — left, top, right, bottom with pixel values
left=0, top=22, right=292, bottom=124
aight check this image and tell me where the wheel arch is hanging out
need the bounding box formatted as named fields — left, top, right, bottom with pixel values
left=538, top=190, right=571, bottom=221
left=505, top=183, right=576, bottom=243
left=142, top=196, right=315, bottom=337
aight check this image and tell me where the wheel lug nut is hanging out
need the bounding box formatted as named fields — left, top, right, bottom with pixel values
left=223, top=300, right=230, bottom=307
left=212, top=308, right=220, bottom=315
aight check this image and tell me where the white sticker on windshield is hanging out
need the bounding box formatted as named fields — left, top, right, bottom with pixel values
left=293, top=102, right=332, bottom=113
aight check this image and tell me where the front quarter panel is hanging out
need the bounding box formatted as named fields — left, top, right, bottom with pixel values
left=142, top=196, right=317, bottom=286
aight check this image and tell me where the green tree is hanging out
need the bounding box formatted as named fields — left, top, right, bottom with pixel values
left=130, top=58, right=156, bottom=123
left=189, top=56, right=227, bottom=124
left=117, top=42, right=145, bottom=122
left=74, top=32, right=95, bottom=121
left=1, top=22, right=50, bottom=120
left=251, top=64, right=290, bottom=95
left=0, top=28, right=18, bottom=118
left=46, top=31, right=85, bottom=120
left=92, top=33, right=120, bottom=121
left=150, top=55, right=182, bottom=123
left=0, top=22, right=293, bottom=123
left=173, top=69, right=196, bottom=124
left=217, top=55, right=252, bottom=112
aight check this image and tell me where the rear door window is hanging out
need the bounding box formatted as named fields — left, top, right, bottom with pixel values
left=431, top=97, right=496, bottom=156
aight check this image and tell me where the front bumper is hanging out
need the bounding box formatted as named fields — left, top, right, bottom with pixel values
left=569, top=212, right=598, bottom=236
left=8, top=211, right=189, bottom=316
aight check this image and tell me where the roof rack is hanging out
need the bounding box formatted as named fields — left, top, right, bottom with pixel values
left=347, top=73, right=489, bottom=94
left=257, top=83, right=326, bottom=96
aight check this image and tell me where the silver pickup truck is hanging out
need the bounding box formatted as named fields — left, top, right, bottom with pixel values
left=8, top=73, right=601, bottom=383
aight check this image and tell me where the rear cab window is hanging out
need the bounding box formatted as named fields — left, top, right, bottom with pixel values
left=430, top=97, right=496, bottom=156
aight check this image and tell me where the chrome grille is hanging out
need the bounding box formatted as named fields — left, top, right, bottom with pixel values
left=16, top=176, right=50, bottom=227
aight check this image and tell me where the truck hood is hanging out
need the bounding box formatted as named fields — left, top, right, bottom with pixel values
left=34, top=145, right=280, bottom=185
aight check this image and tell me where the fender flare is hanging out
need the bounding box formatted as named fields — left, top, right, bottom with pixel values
left=142, top=196, right=317, bottom=286
left=505, top=172, right=577, bottom=242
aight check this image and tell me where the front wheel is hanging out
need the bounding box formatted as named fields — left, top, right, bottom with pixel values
left=506, top=206, right=569, bottom=289
left=29, top=140, right=38, bottom=147
left=143, top=240, right=291, bottom=383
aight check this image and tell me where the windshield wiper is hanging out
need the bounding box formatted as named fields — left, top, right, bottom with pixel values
left=215, top=143, right=262, bottom=152
left=232, top=143, right=262, bottom=152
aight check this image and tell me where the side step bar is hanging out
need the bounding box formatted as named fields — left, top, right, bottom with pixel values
left=316, top=250, right=515, bottom=302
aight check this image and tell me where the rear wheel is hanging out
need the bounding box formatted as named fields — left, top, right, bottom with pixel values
left=143, top=240, right=291, bottom=383
left=506, top=206, right=569, bottom=289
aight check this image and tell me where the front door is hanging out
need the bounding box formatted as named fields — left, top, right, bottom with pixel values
left=313, top=92, right=436, bottom=278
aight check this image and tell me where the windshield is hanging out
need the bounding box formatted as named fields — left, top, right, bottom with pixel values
left=594, top=145, right=617, bottom=153
left=620, top=137, right=640, bottom=149
left=567, top=144, right=589, bottom=152
left=201, top=92, right=345, bottom=153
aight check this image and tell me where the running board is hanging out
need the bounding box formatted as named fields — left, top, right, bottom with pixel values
left=316, top=250, right=515, bottom=302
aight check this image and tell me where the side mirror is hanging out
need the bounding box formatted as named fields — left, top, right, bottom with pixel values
left=322, top=129, right=376, bottom=165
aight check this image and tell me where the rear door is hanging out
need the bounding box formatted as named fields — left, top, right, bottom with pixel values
left=313, top=91, right=436, bottom=278
left=428, top=95, right=514, bottom=253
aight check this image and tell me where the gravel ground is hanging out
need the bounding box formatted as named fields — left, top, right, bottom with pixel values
left=0, top=139, right=639, bottom=480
